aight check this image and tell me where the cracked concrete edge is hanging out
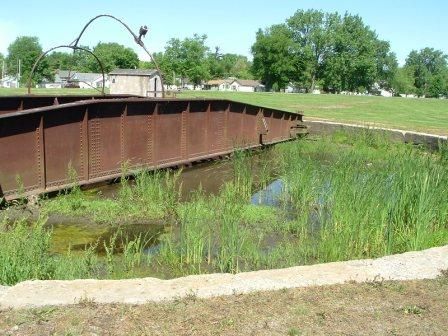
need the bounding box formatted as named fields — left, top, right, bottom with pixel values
left=1, top=245, right=447, bottom=310
left=303, top=119, right=447, bottom=149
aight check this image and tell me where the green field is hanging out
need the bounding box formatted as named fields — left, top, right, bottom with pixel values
left=1, top=88, right=446, bottom=135
left=180, top=91, right=448, bottom=135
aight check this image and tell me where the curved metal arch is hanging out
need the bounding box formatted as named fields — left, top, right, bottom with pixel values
left=27, top=45, right=106, bottom=95
left=70, top=14, right=165, bottom=97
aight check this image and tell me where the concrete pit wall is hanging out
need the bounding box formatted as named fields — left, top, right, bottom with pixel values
left=303, top=120, right=447, bottom=150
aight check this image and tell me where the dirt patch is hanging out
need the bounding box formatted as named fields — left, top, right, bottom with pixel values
left=1, top=277, right=447, bottom=335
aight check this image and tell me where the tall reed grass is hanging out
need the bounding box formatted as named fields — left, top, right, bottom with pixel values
left=3, top=130, right=447, bottom=283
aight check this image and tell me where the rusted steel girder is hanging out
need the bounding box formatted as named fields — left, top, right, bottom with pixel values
left=0, top=97, right=305, bottom=201
left=0, top=95, right=136, bottom=115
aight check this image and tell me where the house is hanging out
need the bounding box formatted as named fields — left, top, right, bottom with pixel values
left=180, top=78, right=204, bottom=91
left=109, top=69, right=162, bottom=97
left=0, top=75, right=19, bottom=88
left=204, top=79, right=233, bottom=91
left=229, top=79, right=265, bottom=92
left=54, top=70, right=109, bottom=89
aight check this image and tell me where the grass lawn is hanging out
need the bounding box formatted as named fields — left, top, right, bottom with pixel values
left=180, top=91, right=448, bottom=135
left=1, top=88, right=446, bottom=134
left=1, top=277, right=447, bottom=335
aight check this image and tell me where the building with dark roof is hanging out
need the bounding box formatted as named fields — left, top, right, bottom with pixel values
left=54, top=70, right=107, bottom=88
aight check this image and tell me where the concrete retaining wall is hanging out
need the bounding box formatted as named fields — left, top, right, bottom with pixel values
left=303, top=120, right=447, bottom=150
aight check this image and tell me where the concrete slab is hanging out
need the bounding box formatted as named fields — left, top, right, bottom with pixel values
left=1, top=245, right=447, bottom=309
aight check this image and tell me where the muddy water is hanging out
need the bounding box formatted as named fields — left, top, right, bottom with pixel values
left=50, top=221, right=164, bottom=254
left=95, top=160, right=236, bottom=201
left=50, top=155, right=282, bottom=254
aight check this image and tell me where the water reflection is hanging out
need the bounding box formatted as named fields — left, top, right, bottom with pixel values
left=251, top=179, right=284, bottom=206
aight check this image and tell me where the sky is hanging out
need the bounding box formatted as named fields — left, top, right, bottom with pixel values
left=0, top=0, right=447, bottom=65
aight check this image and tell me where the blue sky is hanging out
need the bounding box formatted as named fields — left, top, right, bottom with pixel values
left=0, top=0, right=446, bottom=65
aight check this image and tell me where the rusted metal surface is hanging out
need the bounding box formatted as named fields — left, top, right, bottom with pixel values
left=0, top=97, right=304, bottom=201
left=0, top=95, right=135, bottom=115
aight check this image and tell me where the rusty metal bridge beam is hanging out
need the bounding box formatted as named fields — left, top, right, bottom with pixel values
left=0, top=98, right=304, bottom=201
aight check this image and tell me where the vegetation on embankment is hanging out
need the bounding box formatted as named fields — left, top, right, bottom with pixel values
left=1, top=131, right=447, bottom=285
left=1, top=277, right=447, bottom=335
left=180, top=91, right=448, bottom=135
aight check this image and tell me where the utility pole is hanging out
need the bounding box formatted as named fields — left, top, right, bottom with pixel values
left=0, top=59, right=4, bottom=88
left=17, top=59, right=21, bottom=88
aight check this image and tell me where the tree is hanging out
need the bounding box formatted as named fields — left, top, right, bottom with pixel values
left=6, top=36, right=52, bottom=85
left=88, top=42, right=139, bottom=73
left=405, top=48, right=448, bottom=97
left=287, top=10, right=339, bottom=91
left=207, top=47, right=226, bottom=78
left=251, top=24, right=297, bottom=91
left=375, top=40, right=398, bottom=91
left=164, top=34, right=210, bottom=87
left=391, top=67, right=416, bottom=96
left=47, top=51, right=72, bottom=72
left=322, top=14, right=395, bottom=93
left=208, top=52, right=253, bottom=79
left=223, top=54, right=253, bottom=79
left=47, top=46, right=93, bottom=73
left=428, top=71, right=448, bottom=98
left=253, top=10, right=397, bottom=94
left=0, top=52, right=4, bottom=78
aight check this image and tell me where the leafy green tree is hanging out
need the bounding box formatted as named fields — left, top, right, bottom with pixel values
left=287, top=10, right=339, bottom=91
left=251, top=24, right=297, bottom=91
left=391, top=67, right=416, bottom=96
left=207, top=51, right=253, bottom=79
left=207, top=47, right=226, bottom=78
left=164, top=34, right=210, bottom=87
left=223, top=54, right=253, bottom=79
left=88, top=42, right=139, bottom=73
left=47, top=46, right=93, bottom=73
left=253, top=10, right=397, bottom=93
left=405, top=48, right=448, bottom=97
left=6, top=36, right=52, bottom=85
left=322, top=14, right=394, bottom=93
left=375, top=40, right=398, bottom=91
left=47, top=51, right=72, bottom=71
left=428, top=71, right=448, bottom=98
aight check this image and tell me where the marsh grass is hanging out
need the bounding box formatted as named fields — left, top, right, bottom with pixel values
left=41, top=168, right=182, bottom=223
left=0, top=217, right=153, bottom=285
left=3, top=130, right=447, bottom=284
left=279, top=130, right=448, bottom=263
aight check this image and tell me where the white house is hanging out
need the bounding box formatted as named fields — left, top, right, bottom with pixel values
left=229, top=79, right=265, bottom=92
left=109, top=69, right=162, bottom=97
left=54, top=70, right=109, bottom=89
left=0, top=75, right=19, bottom=88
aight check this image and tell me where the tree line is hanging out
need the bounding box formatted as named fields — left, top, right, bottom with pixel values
left=0, top=37, right=140, bottom=85
left=1, top=9, right=447, bottom=97
left=0, top=34, right=252, bottom=88
left=252, top=10, right=448, bottom=97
